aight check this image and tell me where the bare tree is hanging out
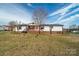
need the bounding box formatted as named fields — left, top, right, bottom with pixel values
left=8, top=21, right=18, bottom=31
left=32, top=7, right=47, bottom=33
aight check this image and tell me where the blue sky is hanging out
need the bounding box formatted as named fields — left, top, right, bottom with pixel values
left=0, top=3, right=79, bottom=28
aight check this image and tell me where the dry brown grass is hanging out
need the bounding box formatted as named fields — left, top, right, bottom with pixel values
left=0, top=31, right=79, bottom=56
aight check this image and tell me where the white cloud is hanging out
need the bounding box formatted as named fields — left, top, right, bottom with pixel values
left=58, top=14, right=79, bottom=25
left=0, top=4, right=32, bottom=25
left=27, top=3, right=33, bottom=7
left=53, top=7, right=79, bottom=23
left=48, top=3, right=79, bottom=24
left=48, top=3, right=77, bottom=17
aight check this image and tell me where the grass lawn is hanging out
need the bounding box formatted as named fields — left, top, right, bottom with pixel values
left=0, top=31, right=79, bottom=56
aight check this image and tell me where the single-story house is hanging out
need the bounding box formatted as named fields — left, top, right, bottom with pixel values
left=13, top=23, right=63, bottom=34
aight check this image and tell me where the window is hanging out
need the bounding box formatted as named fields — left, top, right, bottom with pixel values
left=40, top=26, right=44, bottom=29
left=28, top=26, right=35, bottom=29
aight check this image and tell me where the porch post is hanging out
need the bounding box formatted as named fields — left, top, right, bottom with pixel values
left=38, top=25, right=40, bottom=34
left=50, top=26, right=52, bottom=34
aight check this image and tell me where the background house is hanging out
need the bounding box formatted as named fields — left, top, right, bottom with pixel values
left=3, top=25, right=12, bottom=31
left=0, top=26, right=4, bottom=31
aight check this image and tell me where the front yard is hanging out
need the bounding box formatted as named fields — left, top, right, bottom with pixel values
left=0, top=31, right=79, bottom=56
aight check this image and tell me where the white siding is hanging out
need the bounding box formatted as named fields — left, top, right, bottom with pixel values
left=14, top=26, right=27, bottom=32
left=4, top=27, right=9, bottom=30
left=13, top=27, right=17, bottom=31
left=19, top=26, right=27, bottom=31
left=43, top=26, right=50, bottom=31
left=52, top=26, right=63, bottom=31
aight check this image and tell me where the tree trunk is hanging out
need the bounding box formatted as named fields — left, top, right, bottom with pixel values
left=50, top=26, right=52, bottom=34
left=38, top=25, right=40, bottom=34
